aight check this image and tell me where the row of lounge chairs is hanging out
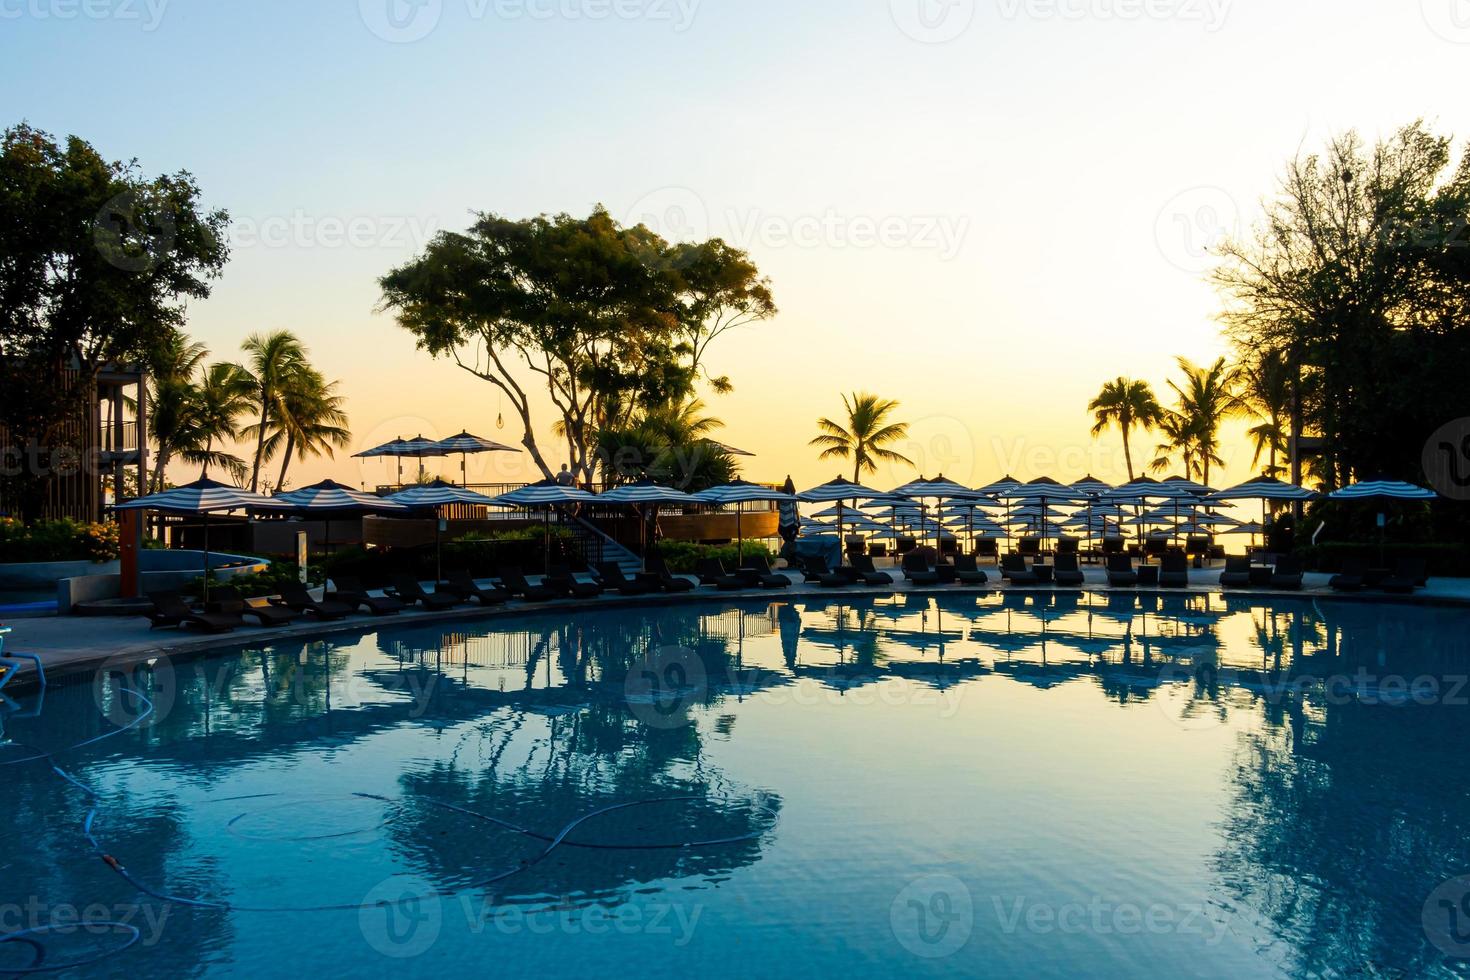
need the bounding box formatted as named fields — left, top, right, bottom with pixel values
left=1325, top=556, right=1428, bottom=594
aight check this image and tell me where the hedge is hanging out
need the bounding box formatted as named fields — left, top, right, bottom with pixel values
left=0, top=518, right=120, bottom=564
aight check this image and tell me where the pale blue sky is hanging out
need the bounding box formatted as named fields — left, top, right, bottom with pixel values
left=4, top=0, right=1467, bottom=489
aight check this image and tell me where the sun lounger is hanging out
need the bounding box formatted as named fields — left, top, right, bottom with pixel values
left=1218, top=557, right=1252, bottom=589
left=974, top=539, right=1000, bottom=564
left=645, top=557, right=696, bottom=593
left=1053, top=554, right=1085, bottom=588
left=1000, top=554, right=1038, bottom=585
left=1105, top=555, right=1138, bottom=588
left=741, top=556, right=792, bottom=589
left=1328, top=557, right=1367, bottom=593
left=275, top=583, right=355, bottom=620
left=328, top=576, right=407, bottom=615
left=541, top=564, right=604, bottom=598
left=1018, top=538, right=1041, bottom=559
left=388, top=576, right=462, bottom=610
left=800, top=555, right=854, bottom=588
left=595, top=562, right=659, bottom=596
left=1159, top=553, right=1190, bottom=589
left=952, top=554, right=990, bottom=586
left=211, top=586, right=298, bottom=627
left=696, top=558, right=747, bottom=590
left=437, top=570, right=511, bottom=605
left=497, top=569, right=562, bottom=602
left=1269, top=557, right=1304, bottom=591
left=146, top=591, right=242, bottom=633
left=1381, top=557, right=1426, bottom=594
left=902, top=553, right=942, bottom=586
left=850, top=555, right=896, bottom=586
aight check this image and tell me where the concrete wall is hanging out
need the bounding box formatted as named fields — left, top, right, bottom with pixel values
left=0, top=559, right=120, bottom=589
left=53, top=551, right=270, bottom=614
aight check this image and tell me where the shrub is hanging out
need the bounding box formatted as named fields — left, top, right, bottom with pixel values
left=656, top=541, right=775, bottom=574
left=0, top=518, right=121, bottom=563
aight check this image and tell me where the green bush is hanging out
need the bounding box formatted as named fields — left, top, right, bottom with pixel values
left=180, top=562, right=324, bottom=600
left=656, top=541, right=774, bottom=574
left=1296, top=541, right=1470, bottom=577
left=0, top=517, right=120, bottom=563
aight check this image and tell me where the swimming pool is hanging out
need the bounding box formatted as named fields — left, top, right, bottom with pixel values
left=3, top=592, right=1470, bottom=978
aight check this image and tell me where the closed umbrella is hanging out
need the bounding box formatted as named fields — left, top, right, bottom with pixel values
left=777, top=476, right=801, bottom=549
left=114, top=478, right=293, bottom=601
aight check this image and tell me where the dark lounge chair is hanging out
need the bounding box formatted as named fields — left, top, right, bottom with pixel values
left=1055, top=537, right=1080, bottom=559
left=1000, top=554, right=1038, bottom=585
left=645, top=557, right=696, bottom=593
left=1328, top=557, right=1368, bottom=593
left=545, top=565, right=605, bottom=599
left=741, top=556, right=792, bottom=589
left=1159, top=553, right=1190, bottom=589
left=1219, top=557, right=1252, bottom=589
left=595, top=562, right=658, bottom=596
left=801, top=555, right=854, bottom=588
left=903, top=553, right=942, bottom=586
left=146, top=591, right=241, bottom=633
left=329, top=575, right=407, bottom=615
left=498, top=568, right=562, bottom=602
left=1053, top=554, right=1085, bottom=588
left=1381, top=557, right=1427, bottom=594
left=851, top=555, right=896, bottom=586
left=1270, top=557, right=1304, bottom=591
left=276, top=583, right=355, bottom=621
left=388, top=575, right=462, bottom=610
left=975, top=539, right=1000, bottom=565
left=696, top=558, right=747, bottom=591
left=1018, top=538, right=1042, bottom=559
left=211, top=587, right=298, bottom=627
left=896, top=536, right=918, bottom=556
left=439, top=570, right=510, bottom=606
left=952, top=554, right=990, bottom=586
left=1105, top=555, right=1138, bottom=588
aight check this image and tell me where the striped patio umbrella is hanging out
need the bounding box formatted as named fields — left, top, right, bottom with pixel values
left=974, top=475, right=1024, bottom=496
left=1204, top=476, right=1319, bottom=544
left=354, top=435, right=448, bottom=484
left=388, top=480, right=502, bottom=581
left=600, top=479, right=698, bottom=570
left=114, top=478, right=293, bottom=600
left=799, top=477, right=885, bottom=566
left=432, top=431, right=520, bottom=485
left=1001, top=479, right=1090, bottom=549
left=892, top=475, right=983, bottom=554
left=272, top=479, right=411, bottom=560
left=493, top=479, right=599, bottom=570
left=1329, top=480, right=1438, bottom=564
left=693, top=479, right=797, bottom=559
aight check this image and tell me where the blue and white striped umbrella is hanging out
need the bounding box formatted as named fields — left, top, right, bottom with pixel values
left=798, top=477, right=885, bottom=503
left=1069, top=476, right=1114, bottom=497
left=273, top=480, right=410, bottom=514
left=692, top=480, right=795, bottom=505
left=974, top=475, right=1024, bottom=495
left=1329, top=480, right=1437, bottom=501
left=1204, top=476, right=1318, bottom=503
left=1106, top=476, right=1202, bottom=502
left=114, top=478, right=292, bottom=514
left=599, top=479, right=697, bottom=505
left=891, top=475, right=981, bottom=499
left=492, top=480, right=598, bottom=507
left=387, top=480, right=502, bottom=509
left=432, top=431, right=520, bottom=484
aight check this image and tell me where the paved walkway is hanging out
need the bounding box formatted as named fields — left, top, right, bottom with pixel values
left=4, top=568, right=1469, bottom=692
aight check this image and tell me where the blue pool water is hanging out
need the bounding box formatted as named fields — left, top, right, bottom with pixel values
left=4, top=592, right=1470, bottom=978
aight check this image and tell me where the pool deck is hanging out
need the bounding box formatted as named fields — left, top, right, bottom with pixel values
left=4, top=568, right=1470, bottom=693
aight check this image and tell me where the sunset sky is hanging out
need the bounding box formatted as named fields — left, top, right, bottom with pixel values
left=5, top=0, right=1468, bottom=492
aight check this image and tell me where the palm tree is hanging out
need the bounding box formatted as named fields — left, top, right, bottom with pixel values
left=267, top=370, right=352, bottom=490
left=810, top=393, right=914, bottom=483
left=1149, top=410, right=1202, bottom=479
left=1167, top=356, right=1242, bottom=486
left=191, top=362, right=254, bottom=481
left=145, top=331, right=210, bottom=492
left=1088, top=378, right=1163, bottom=481
left=240, top=331, right=307, bottom=491
left=1241, top=349, right=1291, bottom=477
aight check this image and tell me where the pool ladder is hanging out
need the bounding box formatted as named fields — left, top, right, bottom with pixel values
left=0, top=625, right=46, bottom=698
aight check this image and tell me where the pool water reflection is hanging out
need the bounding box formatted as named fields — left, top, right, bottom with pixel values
left=3, top=592, right=1470, bottom=978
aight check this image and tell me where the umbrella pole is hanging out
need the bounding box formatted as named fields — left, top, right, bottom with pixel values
left=545, top=505, right=552, bottom=573
left=436, top=512, right=443, bottom=584
left=736, top=501, right=743, bottom=563
left=202, top=511, right=210, bottom=602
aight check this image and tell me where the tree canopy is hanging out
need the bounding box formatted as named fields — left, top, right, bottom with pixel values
left=378, top=206, right=774, bottom=482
